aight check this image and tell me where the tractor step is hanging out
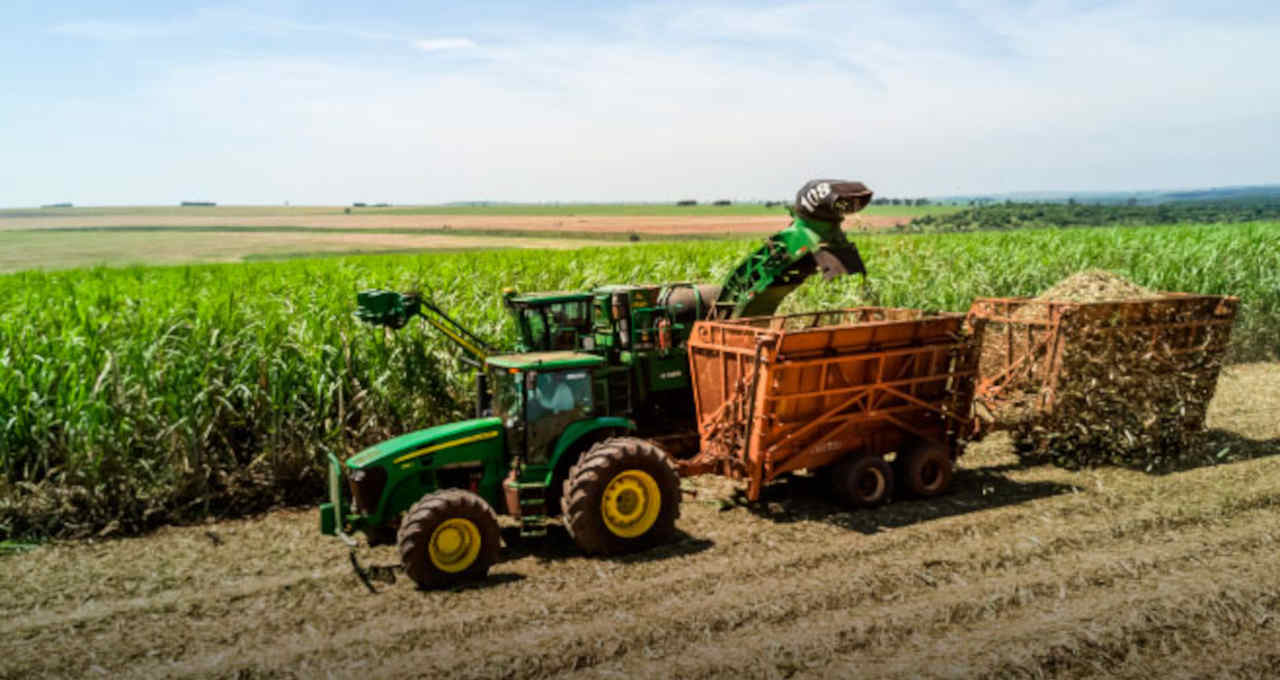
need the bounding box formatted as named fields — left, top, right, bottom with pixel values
left=507, top=480, right=552, bottom=538
left=519, top=515, right=548, bottom=538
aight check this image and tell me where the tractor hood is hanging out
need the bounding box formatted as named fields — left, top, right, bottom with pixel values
left=346, top=417, right=503, bottom=469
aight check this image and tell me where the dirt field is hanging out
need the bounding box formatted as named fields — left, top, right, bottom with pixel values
left=4, top=363, right=1277, bottom=680
left=0, top=212, right=909, bottom=234
left=1, top=209, right=908, bottom=272
left=0, top=230, right=605, bottom=272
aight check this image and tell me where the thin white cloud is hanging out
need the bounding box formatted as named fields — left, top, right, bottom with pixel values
left=414, top=38, right=476, bottom=52
left=50, top=10, right=406, bottom=44
left=12, top=2, right=1280, bottom=205
left=51, top=20, right=174, bottom=40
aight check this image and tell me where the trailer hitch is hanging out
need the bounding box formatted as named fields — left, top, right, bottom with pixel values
left=348, top=550, right=400, bottom=594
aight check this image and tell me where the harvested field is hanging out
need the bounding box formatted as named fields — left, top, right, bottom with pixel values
left=0, top=210, right=909, bottom=272
left=0, top=229, right=603, bottom=272
left=3, top=362, right=1277, bottom=679
left=0, top=212, right=910, bottom=234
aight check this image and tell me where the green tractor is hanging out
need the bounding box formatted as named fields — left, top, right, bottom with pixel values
left=320, top=179, right=875, bottom=588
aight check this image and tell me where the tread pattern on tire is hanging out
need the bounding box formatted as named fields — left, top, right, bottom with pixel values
left=561, top=437, right=681, bottom=555
left=397, top=488, right=501, bottom=589
left=897, top=442, right=954, bottom=498
left=830, top=454, right=895, bottom=508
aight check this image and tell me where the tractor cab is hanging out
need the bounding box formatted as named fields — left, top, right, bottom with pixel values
left=487, top=351, right=605, bottom=465
left=502, top=291, right=595, bottom=352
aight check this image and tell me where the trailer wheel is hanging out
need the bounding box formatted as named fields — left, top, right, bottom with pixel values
left=397, top=489, right=501, bottom=589
left=830, top=455, right=894, bottom=508
left=897, top=443, right=954, bottom=498
left=561, top=437, right=680, bottom=555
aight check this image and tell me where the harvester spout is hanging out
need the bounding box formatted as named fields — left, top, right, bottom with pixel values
left=795, top=178, right=872, bottom=279
left=711, top=179, right=872, bottom=318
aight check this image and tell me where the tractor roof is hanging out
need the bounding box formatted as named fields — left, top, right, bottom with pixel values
left=593, top=284, right=660, bottom=294
left=487, top=351, right=604, bottom=370
left=506, top=291, right=594, bottom=304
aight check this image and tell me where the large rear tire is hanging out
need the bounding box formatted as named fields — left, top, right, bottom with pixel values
left=830, top=455, right=894, bottom=508
left=561, top=437, right=681, bottom=555
left=397, top=489, right=501, bottom=589
left=897, top=442, right=954, bottom=498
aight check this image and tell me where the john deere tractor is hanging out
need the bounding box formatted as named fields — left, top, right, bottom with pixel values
left=320, top=179, right=874, bottom=588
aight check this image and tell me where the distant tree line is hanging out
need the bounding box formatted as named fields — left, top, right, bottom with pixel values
left=900, top=200, right=1280, bottom=233
left=871, top=197, right=931, bottom=206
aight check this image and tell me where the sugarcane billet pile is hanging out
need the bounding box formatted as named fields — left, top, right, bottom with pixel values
left=975, top=270, right=1236, bottom=471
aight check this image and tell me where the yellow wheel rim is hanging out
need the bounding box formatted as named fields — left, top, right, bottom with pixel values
left=601, top=469, right=662, bottom=538
left=428, top=518, right=482, bottom=573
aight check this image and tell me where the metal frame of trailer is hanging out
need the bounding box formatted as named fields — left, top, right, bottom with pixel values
left=678, top=308, right=979, bottom=501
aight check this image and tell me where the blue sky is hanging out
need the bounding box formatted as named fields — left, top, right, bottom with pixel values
left=2, top=1, right=1277, bottom=205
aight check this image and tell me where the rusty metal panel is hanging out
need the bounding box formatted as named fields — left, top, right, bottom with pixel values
left=683, top=307, right=977, bottom=499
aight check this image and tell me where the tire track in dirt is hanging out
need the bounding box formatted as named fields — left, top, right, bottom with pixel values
left=566, top=521, right=1280, bottom=680
left=4, top=392, right=1277, bottom=680
left=1083, top=635, right=1280, bottom=680
left=5, top=449, right=1264, bottom=639
left=833, top=558, right=1280, bottom=680
left=93, top=463, right=1280, bottom=680
left=5, top=461, right=1274, bottom=676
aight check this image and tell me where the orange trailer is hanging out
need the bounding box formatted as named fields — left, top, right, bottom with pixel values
left=677, top=308, right=978, bottom=506
left=966, top=293, right=1239, bottom=430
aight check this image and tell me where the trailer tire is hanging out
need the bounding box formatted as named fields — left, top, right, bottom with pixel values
left=561, top=437, right=680, bottom=555
left=898, top=443, right=954, bottom=498
left=397, top=489, right=501, bottom=589
left=830, top=455, right=894, bottom=508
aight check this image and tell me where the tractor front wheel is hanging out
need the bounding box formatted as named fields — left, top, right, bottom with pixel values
left=397, top=489, right=501, bottom=589
left=561, top=437, right=681, bottom=555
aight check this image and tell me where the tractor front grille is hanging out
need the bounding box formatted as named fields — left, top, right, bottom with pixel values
left=347, top=467, right=387, bottom=515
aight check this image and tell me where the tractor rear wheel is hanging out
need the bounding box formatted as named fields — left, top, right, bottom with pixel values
left=397, top=489, right=501, bottom=589
left=830, top=455, right=894, bottom=508
left=561, top=437, right=681, bottom=555
left=897, top=442, right=954, bottom=498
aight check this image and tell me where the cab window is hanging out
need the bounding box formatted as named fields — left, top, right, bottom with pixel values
left=526, top=370, right=593, bottom=421
left=491, top=369, right=523, bottom=422
left=522, top=308, right=547, bottom=349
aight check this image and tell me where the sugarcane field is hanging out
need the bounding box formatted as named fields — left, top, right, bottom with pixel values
left=5, top=3, right=1280, bottom=679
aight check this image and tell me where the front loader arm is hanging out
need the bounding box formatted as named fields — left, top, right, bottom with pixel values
left=356, top=289, right=494, bottom=364
left=712, top=180, right=873, bottom=318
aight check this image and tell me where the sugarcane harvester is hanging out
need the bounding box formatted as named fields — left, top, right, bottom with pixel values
left=321, top=180, right=874, bottom=588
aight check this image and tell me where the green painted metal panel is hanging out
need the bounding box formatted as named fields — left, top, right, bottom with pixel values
left=347, top=417, right=503, bottom=468
left=486, top=352, right=604, bottom=370
left=543, top=416, right=636, bottom=484
left=340, top=418, right=508, bottom=529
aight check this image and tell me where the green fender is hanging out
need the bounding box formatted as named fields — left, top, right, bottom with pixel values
left=543, top=416, right=635, bottom=485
